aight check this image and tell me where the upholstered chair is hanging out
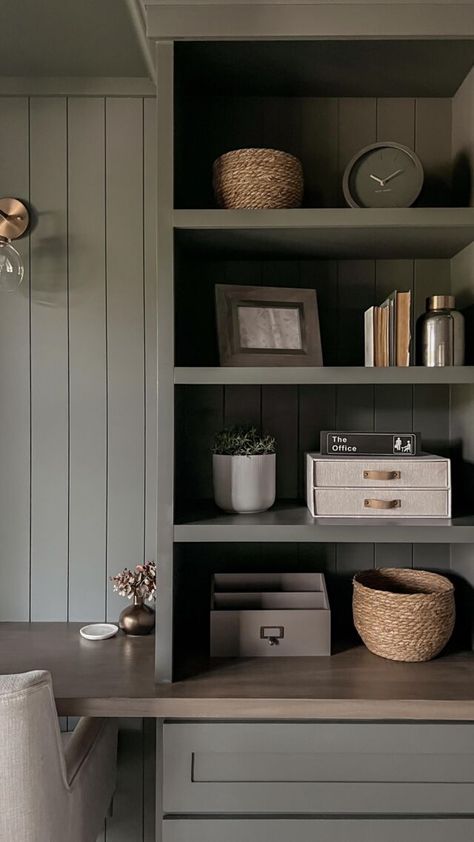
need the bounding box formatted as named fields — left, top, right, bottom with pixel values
left=0, top=670, right=117, bottom=842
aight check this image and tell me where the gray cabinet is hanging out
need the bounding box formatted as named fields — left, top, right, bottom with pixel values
left=163, top=819, right=474, bottom=842
left=163, top=722, right=474, bottom=815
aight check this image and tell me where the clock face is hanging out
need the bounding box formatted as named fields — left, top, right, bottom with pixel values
left=343, top=143, right=424, bottom=208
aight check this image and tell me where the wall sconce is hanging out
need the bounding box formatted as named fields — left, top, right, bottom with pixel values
left=0, top=198, right=29, bottom=292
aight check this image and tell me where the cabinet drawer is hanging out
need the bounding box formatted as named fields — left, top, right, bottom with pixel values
left=163, top=723, right=474, bottom=815
left=310, top=487, right=450, bottom=517
left=309, top=456, right=450, bottom=489
left=163, top=819, right=474, bottom=842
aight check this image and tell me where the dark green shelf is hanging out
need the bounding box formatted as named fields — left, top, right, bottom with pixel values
left=174, top=366, right=474, bottom=386
left=174, top=501, right=474, bottom=544
left=174, top=208, right=474, bottom=259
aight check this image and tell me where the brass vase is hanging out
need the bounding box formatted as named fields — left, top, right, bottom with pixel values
left=119, top=596, right=155, bottom=636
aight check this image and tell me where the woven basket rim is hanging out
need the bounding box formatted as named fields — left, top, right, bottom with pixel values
left=213, top=147, right=301, bottom=165
left=353, top=567, right=454, bottom=598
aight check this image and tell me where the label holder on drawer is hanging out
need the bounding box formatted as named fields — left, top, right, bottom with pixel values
left=260, top=625, right=285, bottom=646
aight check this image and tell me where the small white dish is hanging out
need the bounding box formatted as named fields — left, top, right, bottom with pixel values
left=80, top=623, right=119, bottom=641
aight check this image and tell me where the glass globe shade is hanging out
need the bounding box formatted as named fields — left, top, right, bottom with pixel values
left=0, top=238, right=24, bottom=292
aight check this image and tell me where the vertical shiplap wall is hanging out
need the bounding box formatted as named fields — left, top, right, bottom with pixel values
left=0, top=94, right=157, bottom=842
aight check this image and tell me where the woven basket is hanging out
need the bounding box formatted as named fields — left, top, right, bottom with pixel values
left=353, top=568, right=455, bottom=662
left=213, top=148, right=304, bottom=209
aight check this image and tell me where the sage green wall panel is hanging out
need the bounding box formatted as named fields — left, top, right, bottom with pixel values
left=415, top=98, right=453, bottom=205
left=262, top=96, right=304, bottom=166
left=376, top=97, right=415, bottom=147
left=414, top=258, right=452, bottom=333
left=0, top=97, right=31, bottom=621
left=0, top=92, right=156, bottom=842
left=413, top=542, right=451, bottom=572
left=224, top=385, right=261, bottom=428
left=105, top=97, right=145, bottom=622
left=262, top=385, right=299, bottom=498
left=67, top=97, right=107, bottom=621
left=29, top=97, right=69, bottom=620
left=337, top=98, right=377, bottom=205
left=374, top=259, right=414, bottom=308
left=375, top=542, right=413, bottom=568
left=300, top=98, right=339, bottom=208
left=337, top=260, right=375, bottom=365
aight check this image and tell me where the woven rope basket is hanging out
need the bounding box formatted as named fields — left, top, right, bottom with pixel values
left=213, top=148, right=304, bottom=209
left=353, top=568, right=455, bottom=662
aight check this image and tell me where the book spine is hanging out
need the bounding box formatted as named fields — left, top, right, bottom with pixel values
left=364, top=307, right=375, bottom=366
left=389, top=294, right=396, bottom=365
left=396, top=291, right=412, bottom=367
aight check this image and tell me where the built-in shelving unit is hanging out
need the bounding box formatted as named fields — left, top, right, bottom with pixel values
left=157, top=36, right=474, bottom=693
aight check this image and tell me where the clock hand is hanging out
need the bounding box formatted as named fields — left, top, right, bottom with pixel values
left=382, top=168, right=404, bottom=186
left=369, top=174, right=384, bottom=186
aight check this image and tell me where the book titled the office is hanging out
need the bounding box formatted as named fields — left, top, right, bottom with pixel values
left=320, top=431, right=419, bottom=456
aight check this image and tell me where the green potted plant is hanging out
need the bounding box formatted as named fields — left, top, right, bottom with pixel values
left=111, top=560, right=156, bottom=635
left=212, top=425, right=276, bottom=514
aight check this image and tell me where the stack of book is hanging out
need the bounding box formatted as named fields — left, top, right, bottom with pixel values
left=364, top=290, right=411, bottom=366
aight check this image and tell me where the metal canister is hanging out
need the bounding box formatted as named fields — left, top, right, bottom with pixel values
left=417, top=295, right=465, bottom=366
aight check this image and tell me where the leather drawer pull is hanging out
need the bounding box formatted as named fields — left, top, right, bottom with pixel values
left=364, top=498, right=401, bottom=509
left=363, top=470, right=401, bottom=480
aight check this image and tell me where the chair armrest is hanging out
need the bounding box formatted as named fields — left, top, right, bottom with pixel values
left=63, top=718, right=117, bottom=787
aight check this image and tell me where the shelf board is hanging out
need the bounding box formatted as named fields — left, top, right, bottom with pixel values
left=175, top=501, right=474, bottom=543
left=166, top=646, right=474, bottom=721
left=175, top=366, right=474, bottom=386
left=2, top=624, right=473, bottom=719
left=174, top=208, right=474, bottom=259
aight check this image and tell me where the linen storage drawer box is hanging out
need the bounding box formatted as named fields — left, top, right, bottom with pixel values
left=210, top=572, right=330, bottom=657
left=306, top=453, right=451, bottom=517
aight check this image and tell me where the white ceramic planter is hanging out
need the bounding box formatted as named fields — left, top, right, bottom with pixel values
left=213, top=453, right=276, bottom=514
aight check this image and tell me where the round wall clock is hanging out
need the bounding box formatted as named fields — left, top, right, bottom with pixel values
left=343, top=142, right=424, bottom=208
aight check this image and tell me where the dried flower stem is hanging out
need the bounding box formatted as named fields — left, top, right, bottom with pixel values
left=111, top=560, right=156, bottom=602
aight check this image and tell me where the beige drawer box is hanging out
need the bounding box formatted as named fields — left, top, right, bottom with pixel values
left=307, top=453, right=451, bottom=488
left=163, top=722, right=474, bottom=815
left=210, top=573, right=331, bottom=657
left=306, top=452, right=451, bottom=517
left=308, top=487, right=451, bottom=517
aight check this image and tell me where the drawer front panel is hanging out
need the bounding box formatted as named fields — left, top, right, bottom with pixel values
left=311, top=487, right=450, bottom=517
left=163, top=819, right=474, bottom=842
left=312, top=458, right=450, bottom=488
left=163, top=723, right=474, bottom=815
left=210, top=608, right=330, bottom=657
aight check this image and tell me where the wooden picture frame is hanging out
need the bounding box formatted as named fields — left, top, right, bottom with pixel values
left=215, top=284, right=323, bottom=367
